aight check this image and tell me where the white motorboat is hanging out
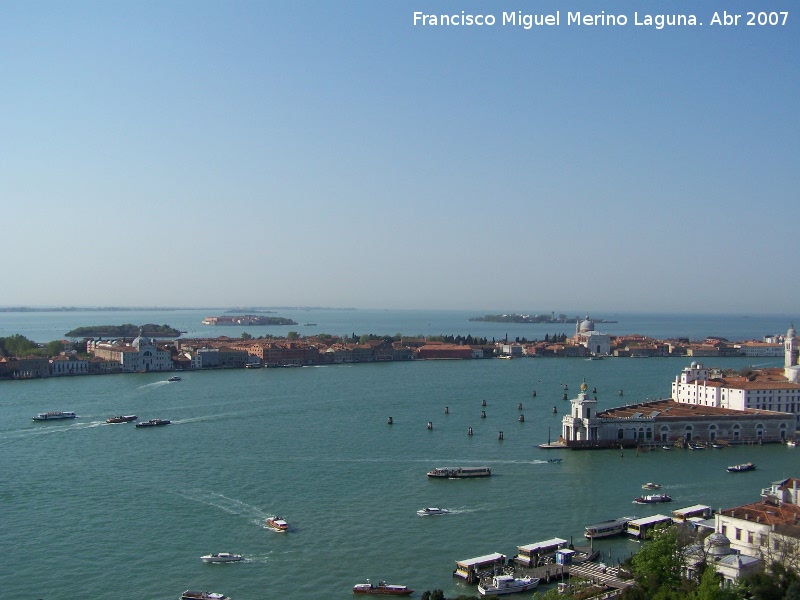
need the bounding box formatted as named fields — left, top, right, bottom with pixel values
left=417, top=507, right=450, bottom=516
left=642, top=482, right=661, bottom=490
left=200, top=552, right=243, bottom=563
left=478, top=574, right=540, bottom=596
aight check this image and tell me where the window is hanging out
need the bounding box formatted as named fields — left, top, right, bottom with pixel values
left=735, top=529, right=741, bottom=540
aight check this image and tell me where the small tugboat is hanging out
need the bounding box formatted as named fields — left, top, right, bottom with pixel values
left=642, top=482, right=662, bottom=490
left=200, top=552, right=243, bottom=563
left=353, top=580, right=414, bottom=595
left=478, top=574, right=540, bottom=596
left=727, top=462, right=756, bottom=472
left=266, top=516, right=289, bottom=531
left=417, top=507, right=449, bottom=516
left=634, top=493, right=672, bottom=504
left=180, top=591, right=230, bottom=600
left=135, top=418, right=171, bottom=428
left=106, top=415, right=138, bottom=424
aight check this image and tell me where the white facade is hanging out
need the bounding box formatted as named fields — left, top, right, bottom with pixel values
left=50, top=355, right=89, bottom=376
left=91, top=336, right=173, bottom=372
left=561, top=380, right=600, bottom=442
left=672, top=360, right=800, bottom=428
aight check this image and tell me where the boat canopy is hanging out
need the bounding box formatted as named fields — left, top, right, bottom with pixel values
left=456, top=552, right=506, bottom=567
left=517, top=538, right=568, bottom=553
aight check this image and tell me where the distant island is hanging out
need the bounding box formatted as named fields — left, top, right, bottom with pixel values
left=470, top=313, right=617, bottom=324
left=202, top=315, right=297, bottom=326
left=64, top=323, right=182, bottom=337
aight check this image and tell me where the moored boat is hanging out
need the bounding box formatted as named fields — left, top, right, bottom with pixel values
left=478, top=574, right=540, bottom=596
left=180, top=591, right=230, bottom=600
left=200, top=552, right=242, bottom=563
left=353, top=580, right=414, bottom=595
left=135, top=418, right=171, bottom=428
left=417, top=507, right=449, bottom=516
left=266, top=516, right=289, bottom=531
left=32, top=411, right=76, bottom=421
left=727, top=462, right=756, bottom=472
left=633, top=493, right=672, bottom=504
left=427, top=466, right=491, bottom=478
left=106, top=415, right=137, bottom=424
left=584, top=516, right=634, bottom=539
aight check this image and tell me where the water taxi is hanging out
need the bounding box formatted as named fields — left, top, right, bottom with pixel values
left=168, top=376, right=182, bottom=382
left=200, top=552, right=243, bottom=563
left=353, top=580, right=414, bottom=595
left=642, top=482, right=661, bottom=490
left=727, top=462, right=756, bottom=472
left=135, top=418, right=171, bottom=428
left=106, top=415, right=137, bottom=424
left=417, top=507, right=449, bottom=516
left=633, top=493, right=672, bottom=504
left=180, top=591, right=230, bottom=600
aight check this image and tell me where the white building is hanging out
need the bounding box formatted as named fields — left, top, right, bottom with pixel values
left=574, top=316, right=611, bottom=356
left=90, top=334, right=173, bottom=372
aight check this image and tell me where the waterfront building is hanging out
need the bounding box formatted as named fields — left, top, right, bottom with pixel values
left=671, top=329, right=800, bottom=429
left=417, top=343, right=473, bottom=360
left=90, top=334, right=173, bottom=372
left=574, top=315, right=611, bottom=356
left=50, top=354, right=89, bottom=376
left=560, top=380, right=795, bottom=447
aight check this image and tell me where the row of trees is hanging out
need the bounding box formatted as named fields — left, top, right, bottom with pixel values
left=0, top=334, right=64, bottom=358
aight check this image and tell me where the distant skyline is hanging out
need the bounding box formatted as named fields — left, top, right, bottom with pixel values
left=2, top=1, right=798, bottom=313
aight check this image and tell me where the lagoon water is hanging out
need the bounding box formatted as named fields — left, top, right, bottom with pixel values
left=1, top=310, right=797, bottom=599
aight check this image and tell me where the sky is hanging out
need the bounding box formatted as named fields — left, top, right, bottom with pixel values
left=2, top=0, right=798, bottom=314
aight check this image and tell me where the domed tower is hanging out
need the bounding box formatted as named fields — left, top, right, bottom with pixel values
left=562, top=378, right=598, bottom=444
left=580, top=316, right=595, bottom=333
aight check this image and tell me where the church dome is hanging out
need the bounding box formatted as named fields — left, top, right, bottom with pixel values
left=704, top=532, right=732, bottom=556
left=579, top=317, right=595, bottom=332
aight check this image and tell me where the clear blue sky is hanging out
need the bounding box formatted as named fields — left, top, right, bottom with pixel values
left=2, top=0, right=798, bottom=313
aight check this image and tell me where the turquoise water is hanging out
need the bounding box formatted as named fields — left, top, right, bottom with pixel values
left=2, top=352, right=793, bottom=600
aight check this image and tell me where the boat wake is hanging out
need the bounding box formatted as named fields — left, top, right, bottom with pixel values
left=175, top=490, right=271, bottom=526
left=138, top=381, right=169, bottom=390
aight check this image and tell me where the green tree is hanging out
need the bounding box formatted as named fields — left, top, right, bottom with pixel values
left=287, top=331, right=300, bottom=340
left=47, top=340, right=65, bottom=355
left=241, top=332, right=254, bottom=340
left=624, top=526, right=687, bottom=599
left=688, top=567, right=739, bottom=600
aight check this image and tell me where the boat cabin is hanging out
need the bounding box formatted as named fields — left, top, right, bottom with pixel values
left=514, top=538, right=568, bottom=567
left=454, top=552, right=506, bottom=583
left=672, top=504, right=713, bottom=523
left=626, top=515, right=672, bottom=539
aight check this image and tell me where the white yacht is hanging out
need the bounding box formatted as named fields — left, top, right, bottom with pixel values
left=200, top=552, right=243, bottom=563
left=478, top=574, right=540, bottom=596
left=417, top=507, right=450, bottom=516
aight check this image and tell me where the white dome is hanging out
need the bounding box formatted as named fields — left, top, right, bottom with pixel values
left=579, top=318, right=595, bottom=332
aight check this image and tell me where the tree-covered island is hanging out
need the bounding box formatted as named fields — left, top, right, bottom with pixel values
left=64, top=323, right=182, bottom=337
left=470, top=313, right=571, bottom=323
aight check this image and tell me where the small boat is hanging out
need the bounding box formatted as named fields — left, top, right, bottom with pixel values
left=180, top=591, right=231, bottom=600
left=200, top=552, right=243, bottom=563
left=135, top=419, right=171, bottom=428
left=662, top=446, right=672, bottom=451
left=106, top=415, right=137, bottom=424
left=688, top=443, right=705, bottom=450
left=787, top=440, right=797, bottom=447
left=584, top=516, right=634, bottom=539
left=727, top=462, right=756, bottom=472
left=168, top=376, right=182, bottom=382
left=417, top=507, right=449, bottom=516
left=32, top=411, right=76, bottom=421
left=642, top=482, right=661, bottom=490
left=548, top=458, right=562, bottom=463
left=633, top=493, right=672, bottom=504
left=711, top=444, right=724, bottom=449
left=266, top=516, right=289, bottom=531
left=353, top=580, right=414, bottom=596
left=478, top=574, right=540, bottom=596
